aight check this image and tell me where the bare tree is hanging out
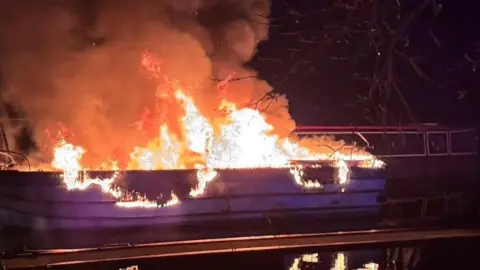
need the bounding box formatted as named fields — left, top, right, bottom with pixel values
left=255, top=0, right=480, bottom=125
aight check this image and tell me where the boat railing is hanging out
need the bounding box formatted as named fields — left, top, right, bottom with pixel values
left=1, top=124, right=478, bottom=161
left=294, top=126, right=478, bottom=158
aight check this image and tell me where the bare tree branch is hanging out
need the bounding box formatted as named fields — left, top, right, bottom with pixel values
left=214, top=0, right=479, bottom=124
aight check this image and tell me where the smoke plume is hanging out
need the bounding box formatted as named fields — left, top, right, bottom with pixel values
left=0, top=0, right=294, bottom=166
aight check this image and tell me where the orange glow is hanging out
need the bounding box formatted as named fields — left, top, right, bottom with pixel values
left=47, top=51, right=384, bottom=208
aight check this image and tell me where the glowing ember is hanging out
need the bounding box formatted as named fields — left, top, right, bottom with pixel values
left=46, top=51, right=385, bottom=209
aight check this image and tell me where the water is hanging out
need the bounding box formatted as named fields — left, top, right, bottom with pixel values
left=34, top=237, right=479, bottom=270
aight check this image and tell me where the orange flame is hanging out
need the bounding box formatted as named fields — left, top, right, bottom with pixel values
left=52, top=140, right=179, bottom=208
left=48, top=51, right=385, bottom=208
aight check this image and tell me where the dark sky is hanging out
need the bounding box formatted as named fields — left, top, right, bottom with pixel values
left=252, top=0, right=480, bottom=126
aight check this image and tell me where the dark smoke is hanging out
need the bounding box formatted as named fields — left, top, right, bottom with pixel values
left=0, top=0, right=293, bottom=167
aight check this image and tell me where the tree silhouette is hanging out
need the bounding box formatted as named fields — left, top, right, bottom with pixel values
left=249, top=0, right=480, bottom=125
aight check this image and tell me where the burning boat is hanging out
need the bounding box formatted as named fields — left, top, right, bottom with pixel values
left=3, top=123, right=477, bottom=231
left=0, top=127, right=385, bottom=230
left=0, top=103, right=386, bottom=231
left=0, top=165, right=384, bottom=230
left=0, top=51, right=386, bottom=230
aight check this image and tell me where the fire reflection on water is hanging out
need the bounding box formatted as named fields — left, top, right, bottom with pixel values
left=287, top=252, right=379, bottom=270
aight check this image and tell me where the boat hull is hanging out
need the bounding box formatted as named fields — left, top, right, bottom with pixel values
left=0, top=168, right=385, bottom=230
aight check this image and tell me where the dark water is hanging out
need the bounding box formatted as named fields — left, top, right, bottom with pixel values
left=34, top=238, right=479, bottom=270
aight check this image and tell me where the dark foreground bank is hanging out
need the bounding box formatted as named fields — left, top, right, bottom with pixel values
left=9, top=237, right=478, bottom=270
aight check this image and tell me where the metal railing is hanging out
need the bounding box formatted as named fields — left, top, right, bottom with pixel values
left=294, top=127, right=478, bottom=158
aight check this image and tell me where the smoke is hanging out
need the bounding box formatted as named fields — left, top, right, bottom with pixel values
left=0, top=0, right=294, bottom=166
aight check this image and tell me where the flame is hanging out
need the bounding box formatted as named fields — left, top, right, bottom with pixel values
left=335, top=159, right=350, bottom=185
left=190, top=165, right=218, bottom=197
left=52, top=140, right=179, bottom=208
left=47, top=51, right=385, bottom=208
left=128, top=125, right=183, bottom=170
left=289, top=165, right=323, bottom=189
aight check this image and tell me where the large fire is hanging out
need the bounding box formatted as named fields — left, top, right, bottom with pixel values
left=44, top=51, right=384, bottom=209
